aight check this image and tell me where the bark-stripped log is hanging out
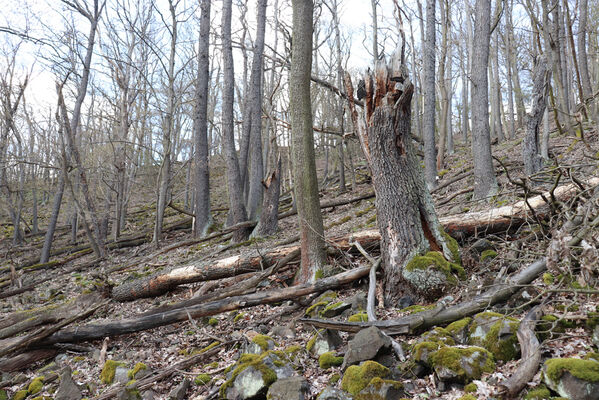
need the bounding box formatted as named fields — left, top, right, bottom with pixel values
left=500, top=306, right=543, bottom=397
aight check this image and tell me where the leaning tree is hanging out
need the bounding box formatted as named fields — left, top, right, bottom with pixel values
left=344, top=51, right=463, bottom=305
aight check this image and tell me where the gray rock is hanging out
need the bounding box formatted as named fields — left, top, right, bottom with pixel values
left=357, top=379, right=404, bottom=399
left=593, top=325, right=599, bottom=348
left=316, top=387, right=354, bottom=400
left=114, top=366, right=130, bottom=384
left=223, top=365, right=273, bottom=399
left=347, top=292, right=367, bottom=312
left=169, top=378, right=191, bottom=400
left=141, top=390, right=156, bottom=400
left=320, top=301, right=351, bottom=318
left=261, top=352, right=294, bottom=380
left=468, top=312, right=520, bottom=362
left=397, top=296, right=414, bottom=310
left=543, top=358, right=599, bottom=400
left=117, top=387, right=142, bottom=400
left=246, top=335, right=276, bottom=354
left=307, top=329, right=343, bottom=357
left=55, top=353, right=69, bottom=363
left=269, top=324, right=295, bottom=339
left=55, top=366, right=82, bottom=400
left=342, top=326, right=392, bottom=370
left=471, top=239, right=494, bottom=254
left=266, top=376, right=310, bottom=400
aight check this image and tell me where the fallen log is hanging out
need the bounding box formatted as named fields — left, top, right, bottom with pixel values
left=111, top=230, right=380, bottom=302
left=300, top=258, right=548, bottom=335
left=40, top=265, right=370, bottom=345
left=500, top=306, right=543, bottom=398
left=0, top=349, right=59, bottom=372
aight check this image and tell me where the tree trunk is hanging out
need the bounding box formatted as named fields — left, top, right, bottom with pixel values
left=345, top=53, right=458, bottom=305
left=221, top=0, right=250, bottom=243
left=253, top=156, right=281, bottom=237
left=523, top=56, right=550, bottom=176
left=422, top=0, right=437, bottom=189
left=290, top=0, right=326, bottom=283
left=193, top=0, right=212, bottom=237
left=578, top=0, right=595, bottom=120
left=471, top=0, right=497, bottom=199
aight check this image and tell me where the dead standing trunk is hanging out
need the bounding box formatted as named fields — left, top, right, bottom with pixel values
left=344, top=54, right=460, bottom=305
left=523, top=56, right=550, bottom=176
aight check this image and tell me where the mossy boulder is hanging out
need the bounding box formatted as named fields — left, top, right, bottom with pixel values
left=28, top=377, right=44, bottom=395
left=319, top=352, right=344, bottom=369
left=247, top=334, right=277, bottom=354
left=100, top=360, right=126, bottom=384
left=316, top=387, right=353, bottom=400
left=468, top=312, right=520, bottom=362
left=480, top=249, right=497, bottom=262
left=413, top=341, right=445, bottom=366
left=127, top=363, right=149, bottom=380
left=11, top=391, right=28, bottom=400
left=543, top=358, right=599, bottom=400
left=220, top=352, right=294, bottom=399
left=307, top=329, right=343, bottom=357
left=402, top=251, right=465, bottom=299
left=464, top=382, right=478, bottom=393
left=430, top=346, right=495, bottom=383
left=320, top=301, right=351, bottom=318
left=306, top=291, right=338, bottom=317
left=420, top=327, right=456, bottom=346
left=524, top=385, right=551, bottom=400
left=341, top=361, right=390, bottom=396
left=536, top=315, right=566, bottom=341
left=445, top=317, right=472, bottom=344
left=355, top=377, right=404, bottom=400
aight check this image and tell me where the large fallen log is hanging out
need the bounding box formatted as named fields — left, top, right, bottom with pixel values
left=39, top=265, right=370, bottom=345
left=111, top=230, right=380, bottom=302
left=300, top=258, right=549, bottom=334
left=112, top=178, right=598, bottom=302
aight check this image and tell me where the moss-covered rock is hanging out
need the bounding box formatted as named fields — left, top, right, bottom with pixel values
left=127, top=363, right=148, bottom=380
left=523, top=385, right=551, bottom=400
left=543, top=358, right=599, bottom=399
left=195, top=373, right=211, bottom=385
left=468, top=312, right=520, bottom=362
left=100, top=360, right=126, bottom=384
left=457, top=395, right=477, bottom=400
left=320, top=301, right=351, bottom=318
left=11, top=390, right=28, bottom=400
left=402, top=251, right=465, bottom=298
left=430, top=346, right=495, bottom=383
left=464, top=382, right=478, bottom=393
left=341, top=361, right=390, bottom=396
left=480, top=249, right=497, bottom=262
left=445, top=317, right=472, bottom=344
left=348, top=312, right=368, bottom=322
left=319, top=352, right=344, bottom=369
left=306, top=329, right=343, bottom=357
left=248, top=334, right=277, bottom=354
left=355, top=377, right=404, bottom=400
left=27, top=377, right=44, bottom=395
left=413, top=341, right=445, bottom=366
left=536, top=315, right=566, bottom=341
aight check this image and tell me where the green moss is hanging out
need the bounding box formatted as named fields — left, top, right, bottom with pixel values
left=537, top=315, right=566, bottom=341
left=584, top=353, right=599, bottom=362
left=421, top=327, right=456, bottom=345
left=306, top=301, right=330, bottom=317
left=441, top=229, right=461, bottom=265
left=544, top=358, right=599, bottom=383
left=587, top=312, right=599, bottom=329
left=446, top=317, right=472, bottom=336
left=524, top=386, right=551, bottom=399
left=0, top=390, right=6, bottom=400
left=355, top=204, right=374, bottom=217
left=100, top=360, right=125, bottom=384
left=438, top=169, right=450, bottom=177
left=413, top=341, right=444, bottom=364
left=430, top=346, right=495, bottom=381
left=318, top=352, right=344, bottom=369
left=196, top=341, right=220, bottom=354
left=464, top=382, right=478, bottom=393
left=458, top=395, right=477, bottom=400
left=348, top=312, right=368, bottom=322
left=127, top=362, right=147, bottom=380
left=341, top=361, right=390, bottom=395
left=366, top=215, right=377, bottom=225
left=480, top=250, right=497, bottom=262
left=543, top=273, right=555, bottom=285
left=219, top=352, right=279, bottom=397
left=314, top=269, right=324, bottom=280
left=195, top=373, right=211, bottom=385
left=400, top=304, right=435, bottom=314
left=233, top=312, right=246, bottom=322
left=285, top=345, right=302, bottom=355
left=319, top=301, right=345, bottom=316
left=27, top=377, right=44, bottom=395
left=251, top=335, right=276, bottom=352
left=12, top=391, right=28, bottom=400
left=405, top=251, right=464, bottom=282
left=306, top=330, right=321, bottom=352
left=469, top=313, right=520, bottom=362
left=206, top=361, right=219, bottom=369
left=329, top=373, right=341, bottom=384
left=72, top=356, right=85, bottom=362
left=208, top=317, right=218, bottom=326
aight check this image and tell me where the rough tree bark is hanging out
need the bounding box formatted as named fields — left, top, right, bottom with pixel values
left=344, top=52, right=459, bottom=305
left=193, top=0, right=211, bottom=237
left=471, top=0, right=498, bottom=199
left=290, top=0, right=327, bottom=283
left=523, top=56, right=550, bottom=176
left=422, top=0, right=437, bottom=189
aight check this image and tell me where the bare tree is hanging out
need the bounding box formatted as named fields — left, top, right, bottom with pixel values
left=291, top=0, right=326, bottom=283
left=422, top=0, right=437, bottom=189
left=523, top=56, right=550, bottom=175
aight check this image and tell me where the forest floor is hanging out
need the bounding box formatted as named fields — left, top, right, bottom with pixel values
left=1, top=126, right=599, bottom=400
